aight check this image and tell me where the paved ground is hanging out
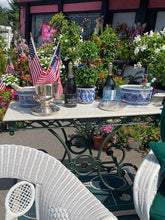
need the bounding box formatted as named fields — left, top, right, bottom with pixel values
left=0, top=129, right=146, bottom=219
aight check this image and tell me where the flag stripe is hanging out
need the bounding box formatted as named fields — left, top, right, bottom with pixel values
left=29, top=37, right=43, bottom=85
left=35, top=43, right=63, bottom=98
left=0, top=79, right=6, bottom=89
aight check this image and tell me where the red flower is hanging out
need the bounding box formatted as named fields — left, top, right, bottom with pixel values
left=90, top=60, right=94, bottom=63
left=94, top=39, right=99, bottom=43
left=102, top=46, right=105, bottom=50
left=95, top=62, right=98, bottom=66
left=100, top=58, right=104, bottom=62
left=99, top=74, right=103, bottom=79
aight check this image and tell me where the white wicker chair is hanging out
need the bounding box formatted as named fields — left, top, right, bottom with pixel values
left=133, top=149, right=163, bottom=220
left=0, top=144, right=117, bottom=220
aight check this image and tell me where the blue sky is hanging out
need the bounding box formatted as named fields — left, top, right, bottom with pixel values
left=0, top=0, right=11, bottom=9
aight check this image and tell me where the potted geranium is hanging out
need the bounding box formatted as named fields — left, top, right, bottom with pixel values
left=75, top=40, right=100, bottom=103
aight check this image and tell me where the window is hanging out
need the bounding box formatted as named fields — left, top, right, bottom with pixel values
left=155, top=11, right=165, bottom=31
left=112, top=12, right=136, bottom=29
left=31, top=14, right=54, bottom=47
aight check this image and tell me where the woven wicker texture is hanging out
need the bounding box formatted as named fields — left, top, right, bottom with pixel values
left=133, top=150, right=163, bottom=220
left=0, top=144, right=117, bottom=220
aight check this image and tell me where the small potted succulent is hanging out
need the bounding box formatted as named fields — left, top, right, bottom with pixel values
left=75, top=40, right=100, bottom=103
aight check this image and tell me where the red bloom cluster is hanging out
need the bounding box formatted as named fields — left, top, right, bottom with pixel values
left=15, top=57, right=32, bottom=86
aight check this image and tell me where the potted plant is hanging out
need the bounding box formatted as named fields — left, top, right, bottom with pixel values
left=75, top=120, right=117, bottom=150
left=75, top=40, right=100, bottom=103
left=92, top=124, right=117, bottom=150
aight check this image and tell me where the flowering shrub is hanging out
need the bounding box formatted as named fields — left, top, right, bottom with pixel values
left=0, top=88, right=18, bottom=124
left=98, top=25, right=120, bottom=67
left=117, top=119, right=161, bottom=151
left=75, top=40, right=100, bottom=87
left=1, top=73, right=20, bottom=88
left=15, top=57, right=32, bottom=86
left=131, top=29, right=165, bottom=84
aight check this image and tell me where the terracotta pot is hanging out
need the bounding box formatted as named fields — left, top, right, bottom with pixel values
left=93, top=136, right=109, bottom=150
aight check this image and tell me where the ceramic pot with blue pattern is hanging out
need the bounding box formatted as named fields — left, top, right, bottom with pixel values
left=17, top=86, right=39, bottom=108
left=77, top=87, right=95, bottom=104
left=120, top=84, right=152, bottom=105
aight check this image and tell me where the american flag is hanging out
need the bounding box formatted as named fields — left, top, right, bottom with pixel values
left=5, top=58, right=15, bottom=75
left=29, top=36, right=43, bottom=85
left=0, top=79, right=6, bottom=90
left=36, top=43, right=63, bottom=97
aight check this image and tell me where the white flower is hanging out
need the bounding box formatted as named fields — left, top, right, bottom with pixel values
left=140, top=45, right=147, bottom=52
left=151, top=78, right=156, bottom=83
left=155, top=48, right=160, bottom=53
left=59, top=34, right=63, bottom=39
left=161, top=45, right=165, bottom=50
left=160, top=28, right=165, bottom=36
left=64, top=39, right=68, bottom=43
left=134, top=35, right=141, bottom=43
left=134, top=47, right=140, bottom=55
left=134, top=62, right=142, bottom=69
left=149, top=30, right=154, bottom=37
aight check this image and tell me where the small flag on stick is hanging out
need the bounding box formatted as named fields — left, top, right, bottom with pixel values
left=36, top=43, right=63, bottom=97
left=29, top=35, right=43, bottom=85
left=5, top=58, right=16, bottom=75
left=0, top=78, right=6, bottom=89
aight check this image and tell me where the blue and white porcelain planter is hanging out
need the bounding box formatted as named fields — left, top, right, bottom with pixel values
left=77, top=87, right=95, bottom=104
left=17, top=86, right=39, bottom=108
left=120, top=85, right=152, bottom=105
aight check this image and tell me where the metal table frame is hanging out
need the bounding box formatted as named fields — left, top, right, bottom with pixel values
left=3, top=101, right=161, bottom=191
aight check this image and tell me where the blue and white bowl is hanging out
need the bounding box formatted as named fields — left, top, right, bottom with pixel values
left=17, top=86, right=39, bottom=108
left=77, top=87, right=95, bottom=104
left=120, top=85, right=152, bottom=105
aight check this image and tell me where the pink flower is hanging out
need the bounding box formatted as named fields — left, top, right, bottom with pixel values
left=128, top=139, right=133, bottom=143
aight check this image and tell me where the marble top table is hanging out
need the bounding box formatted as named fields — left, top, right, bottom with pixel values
left=3, top=101, right=162, bottom=122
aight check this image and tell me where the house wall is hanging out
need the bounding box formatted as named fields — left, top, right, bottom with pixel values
left=18, top=0, right=165, bottom=45
left=108, top=0, right=140, bottom=10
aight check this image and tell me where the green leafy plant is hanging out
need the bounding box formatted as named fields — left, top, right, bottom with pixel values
left=131, top=29, right=165, bottom=85
left=75, top=40, right=100, bottom=87
left=98, top=25, right=120, bottom=67
left=0, top=36, right=8, bottom=76
left=117, top=119, right=161, bottom=151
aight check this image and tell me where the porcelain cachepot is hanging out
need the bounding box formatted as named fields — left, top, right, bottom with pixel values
left=17, top=86, right=39, bottom=108
left=76, top=87, right=95, bottom=104
left=120, top=85, right=152, bottom=105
